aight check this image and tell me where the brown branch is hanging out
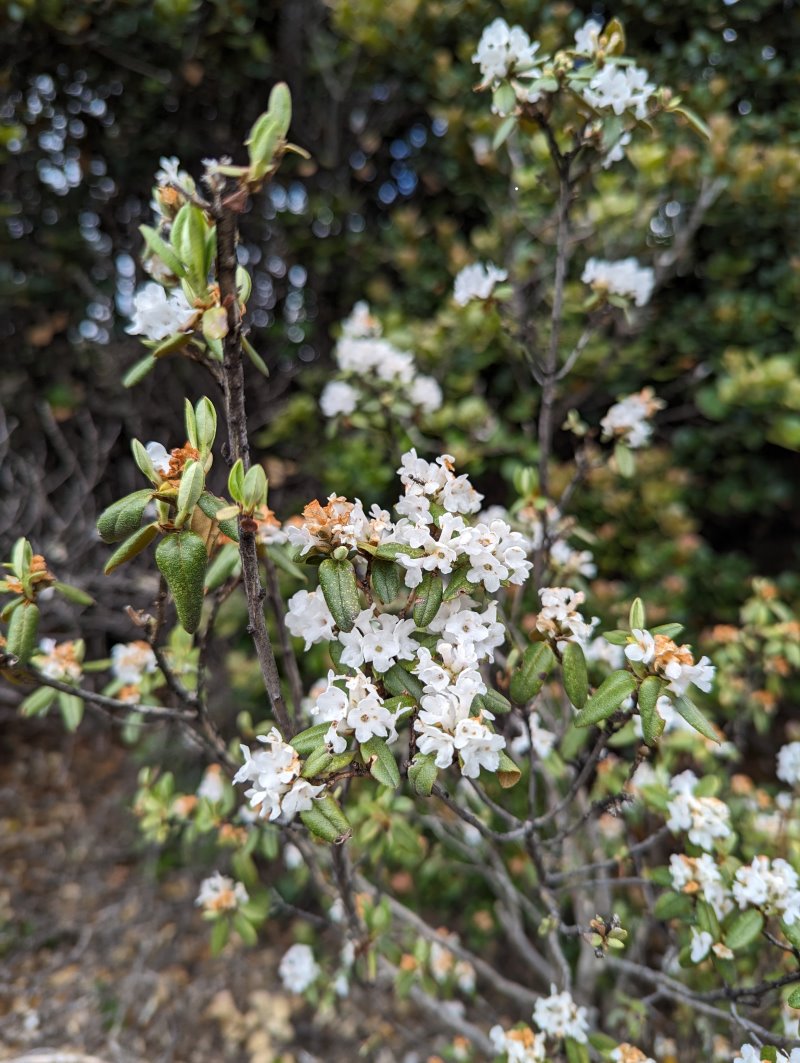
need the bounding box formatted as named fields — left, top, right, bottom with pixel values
left=213, top=187, right=293, bottom=738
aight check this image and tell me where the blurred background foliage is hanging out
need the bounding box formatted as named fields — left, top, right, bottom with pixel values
left=2, top=0, right=800, bottom=641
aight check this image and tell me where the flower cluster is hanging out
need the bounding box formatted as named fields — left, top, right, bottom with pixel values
left=233, top=728, right=324, bottom=822
left=285, top=495, right=392, bottom=558
left=777, top=741, right=800, bottom=787
left=582, top=258, right=655, bottom=308
left=583, top=64, right=655, bottom=120
left=313, top=669, right=400, bottom=750
left=734, top=1046, right=800, bottom=1063
left=127, top=282, right=193, bottom=342
left=625, top=629, right=715, bottom=696
left=535, top=587, right=596, bottom=644
left=472, top=18, right=542, bottom=86
left=453, top=262, right=508, bottom=306
left=110, top=641, right=158, bottom=685
left=285, top=589, right=336, bottom=650
left=319, top=301, right=442, bottom=420
left=669, top=852, right=732, bottom=920
left=279, top=943, right=320, bottom=993
left=733, top=855, right=800, bottom=924
left=35, top=638, right=83, bottom=682
left=666, top=771, right=731, bottom=851
left=489, top=1023, right=547, bottom=1062
left=195, top=872, right=248, bottom=913
left=600, top=388, right=665, bottom=448
left=532, top=986, right=590, bottom=1043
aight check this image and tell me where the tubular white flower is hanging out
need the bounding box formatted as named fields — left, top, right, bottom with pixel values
left=127, top=282, right=193, bottom=341
left=453, top=262, right=508, bottom=306
left=472, top=18, right=542, bottom=83
left=279, top=943, right=320, bottom=993
left=532, top=986, right=590, bottom=1043
left=582, top=257, right=655, bottom=308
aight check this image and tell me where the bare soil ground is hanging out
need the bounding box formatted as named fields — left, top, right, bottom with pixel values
left=0, top=721, right=436, bottom=1063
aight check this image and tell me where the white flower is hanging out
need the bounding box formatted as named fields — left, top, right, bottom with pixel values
left=625, top=628, right=656, bottom=664
left=341, top=300, right=381, bottom=338
left=734, top=1047, right=800, bottom=1063
left=582, top=257, right=655, bottom=308
left=145, top=441, right=171, bottom=475
left=338, top=608, right=417, bottom=673
left=472, top=18, right=542, bottom=83
left=285, top=589, right=336, bottom=650
left=453, top=717, right=505, bottom=778
left=279, top=943, right=320, bottom=993
left=155, top=156, right=188, bottom=187
left=777, top=742, right=800, bottom=786
left=669, top=853, right=732, bottom=920
left=583, top=63, right=655, bottom=119
left=574, top=19, right=603, bottom=56
left=127, top=282, right=193, bottom=341
left=601, top=388, right=665, bottom=448
left=35, top=638, right=82, bottom=682
left=110, top=640, right=157, bottom=684
left=733, top=856, right=800, bottom=925
left=320, top=380, right=358, bottom=417
left=233, top=728, right=324, bottom=822
left=689, top=927, right=713, bottom=963
left=666, top=771, right=731, bottom=851
left=603, top=131, right=632, bottom=169
left=489, top=1023, right=547, bottom=1062
left=532, top=986, right=590, bottom=1043
left=409, top=374, right=443, bottom=413
left=453, top=262, right=508, bottom=306
left=195, top=871, right=248, bottom=912
left=197, top=764, right=226, bottom=803
left=536, top=587, right=596, bottom=643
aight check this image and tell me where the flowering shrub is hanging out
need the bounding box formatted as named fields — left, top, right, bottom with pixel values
left=3, top=12, right=800, bottom=1063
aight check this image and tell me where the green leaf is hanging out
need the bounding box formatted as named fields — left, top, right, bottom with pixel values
left=372, top=558, right=402, bottom=605
left=194, top=397, right=217, bottom=453
left=408, top=752, right=438, bottom=796
left=204, top=543, right=240, bottom=591
left=562, top=641, right=588, bottom=709
left=615, top=441, right=635, bottom=478
left=155, top=531, right=208, bottom=634
left=480, top=688, right=512, bottom=716
left=197, top=491, right=240, bottom=542
left=151, top=331, right=193, bottom=359
left=638, top=675, right=666, bottom=746
left=565, top=1037, right=590, bottom=1063
left=290, top=721, right=331, bottom=755
left=233, top=911, right=258, bottom=946
left=201, top=306, right=228, bottom=342
left=268, top=545, right=307, bottom=583
left=104, top=523, right=159, bottom=574
left=19, top=685, right=56, bottom=717
left=382, top=663, right=424, bottom=701
left=671, top=105, right=712, bottom=140
left=171, top=203, right=209, bottom=289
left=139, top=224, right=187, bottom=278
left=242, top=335, right=270, bottom=376
left=603, top=630, right=631, bottom=646
left=493, top=115, right=516, bottom=151
left=302, top=745, right=335, bottom=779
left=97, top=489, right=154, bottom=543
left=629, top=597, right=646, bottom=630
left=53, top=582, right=94, bottom=607
left=361, top=737, right=401, bottom=788
left=210, top=918, right=230, bottom=955
left=671, top=694, right=719, bottom=743
left=781, top=920, right=800, bottom=950
left=413, top=569, right=443, bottom=628
left=653, top=891, right=693, bottom=920
left=122, top=354, right=157, bottom=388
left=651, top=622, right=684, bottom=639
left=301, top=795, right=351, bottom=843
left=177, top=462, right=205, bottom=524
left=268, top=81, right=292, bottom=136
left=509, top=642, right=556, bottom=704
left=6, top=602, right=40, bottom=663
left=724, top=909, right=764, bottom=951
left=227, top=461, right=245, bottom=504
left=497, top=750, right=521, bottom=789
left=788, top=985, right=800, bottom=1009
left=573, top=669, right=637, bottom=727
left=58, top=691, right=84, bottom=732
left=318, top=558, right=361, bottom=633
left=374, top=542, right=424, bottom=561
left=11, top=537, right=32, bottom=579
left=442, top=565, right=479, bottom=601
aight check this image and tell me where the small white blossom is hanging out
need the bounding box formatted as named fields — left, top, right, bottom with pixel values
left=574, top=18, right=603, bottom=56
left=601, top=388, right=665, bottom=448
left=285, top=589, right=336, bottom=650
left=733, top=856, right=800, bottom=925
left=35, top=638, right=82, bottom=682
left=582, top=63, right=655, bottom=120
left=145, top=441, right=171, bottom=475
left=489, top=1023, right=547, bottom=1062
left=689, top=927, right=713, bottom=963
left=195, top=871, right=248, bottom=912
left=532, top=986, right=590, bottom=1043
left=197, top=764, right=226, bottom=803
left=666, top=771, right=731, bottom=851
left=582, top=257, right=655, bottom=308
left=320, top=380, right=358, bottom=417
left=110, top=640, right=157, bottom=684
left=233, top=728, right=324, bottom=822
left=472, top=18, right=542, bottom=83
left=127, top=282, right=193, bottom=341
left=279, top=943, right=320, bottom=993
left=777, top=742, right=800, bottom=787
left=625, top=628, right=656, bottom=664
left=453, top=262, right=508, bottom=306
